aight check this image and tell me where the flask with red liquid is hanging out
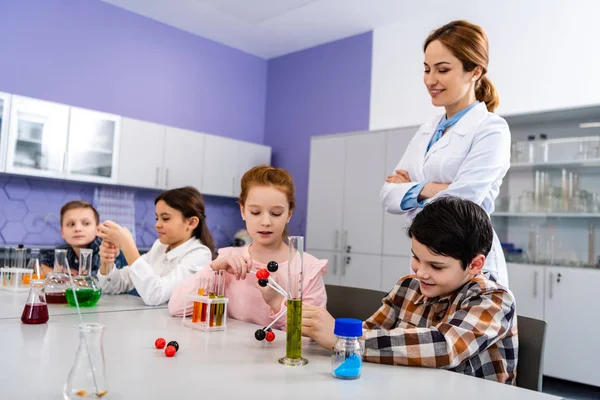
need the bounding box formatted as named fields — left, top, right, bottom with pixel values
left=21, top=279, right=49, bottom=324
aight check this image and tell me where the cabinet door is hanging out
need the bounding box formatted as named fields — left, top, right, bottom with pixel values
left=339, top=253, right=382, bottom=291
left=306, top=136, right=345, bottom=251
left=383, top=127, right=418, bottom=257
left=118, top=118, right=165, bottom=189
left=66, top=107, right=121, bottom=183
left=544, top=267, right=600, bottom=386
left=235, top=142, right=271, bottom=196
left=6, top=96, right=69, bottom=178
left=202, top=135, right=239, bottom=197
left=381, top=255, right=412, bottom=292
left=342, top=132, right=386, bottom=255
left=163, top=127, right=205, bottom=190
left=307, top=249, right=341, bottom=287
left=0, top=92, right=12, bottom=172
left=506, top=263, right=544, bottom=320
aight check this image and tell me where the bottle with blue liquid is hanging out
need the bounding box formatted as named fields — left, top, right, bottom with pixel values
left=332, top=318, right=364, bottom=380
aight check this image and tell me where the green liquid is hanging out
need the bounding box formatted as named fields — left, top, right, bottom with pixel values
left=65, top=288, right=102, bottom=307
left=286, top=299, right=303, bottom=359
left=215, top=296, right=225, bottom=327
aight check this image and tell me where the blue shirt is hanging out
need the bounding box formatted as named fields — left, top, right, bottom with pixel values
left=400, top=101, right=480, bottom=210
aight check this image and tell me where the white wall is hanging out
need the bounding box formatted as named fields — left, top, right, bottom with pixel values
left=369, top=0, right=600, bottom=130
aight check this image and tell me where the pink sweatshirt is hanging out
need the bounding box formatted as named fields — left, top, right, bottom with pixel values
left=168, top=245, right=328, bottom=330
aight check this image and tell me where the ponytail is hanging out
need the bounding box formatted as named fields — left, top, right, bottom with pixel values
left=476, top=75, right=499, bottom=113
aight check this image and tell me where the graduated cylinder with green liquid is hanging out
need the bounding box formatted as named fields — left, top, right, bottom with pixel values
left=278, top=236, right=308, bottom=366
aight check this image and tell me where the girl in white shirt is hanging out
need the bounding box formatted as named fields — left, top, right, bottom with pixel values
left=97, top=187, right=215, bottom=306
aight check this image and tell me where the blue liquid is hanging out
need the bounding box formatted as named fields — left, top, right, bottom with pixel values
left=334, top=353, right=362, bottom=378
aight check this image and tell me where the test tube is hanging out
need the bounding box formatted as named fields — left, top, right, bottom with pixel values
left=192, top=278, right=207, bottom=323
left=208, top=271, right=217, bottom=327
left=215, top=270, right=225, bottom=327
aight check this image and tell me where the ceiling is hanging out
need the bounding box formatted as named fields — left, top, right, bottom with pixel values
left=100, top=0, right=415, bottom=59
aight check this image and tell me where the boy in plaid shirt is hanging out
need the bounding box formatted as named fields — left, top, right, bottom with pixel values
left=302, top=196, right=518, bottom=384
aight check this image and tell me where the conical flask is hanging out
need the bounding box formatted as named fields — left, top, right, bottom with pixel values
left=45, top=249, right=71, bottom=304
left=66, top=249, right=102, bottom=307
left=63, top=323, right=109, bottom=399
left=21, top=279, right=49, bottom=324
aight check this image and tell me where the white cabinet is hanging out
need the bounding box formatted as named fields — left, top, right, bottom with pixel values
left=163, top=127, right=205, bottom=190
left=382, top=126, right=418, bottom=257
left=506, top=263, right=544, bottom=320
left=343, top=132, right=387, bottom=255
left=340, top=253, right=382, bottom=291
left=118, top=118, right=165, bottom=189
left=6, top=96, right=70, bottom=178
left=0, top=92, right=12, bottom=172
left=382, top=255, right=411, bottom=291
left=6, top=96, right=121, bottom=183
left=307, top=249, right=340, bottom=286
left=306, top=136, right=345, bottom=251
left=543, top=267, right=600, bottom=387
left=66, top=107, right=121, bottom=183
left=202, top=135, right=271, bottom=198
left=235, top=141, right=272, bottom=196
left=306, top=132, right=387, bottom=254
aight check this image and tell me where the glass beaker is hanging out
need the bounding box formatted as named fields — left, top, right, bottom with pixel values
left=21, top=279, right=49, bottom=324
left=66, top=249, right=102, bottom=308
left=45, top=249, right=71, bottom=304
left=63, top=323, right=109, bottom=399
left=279, top=236, right=308, bottom=366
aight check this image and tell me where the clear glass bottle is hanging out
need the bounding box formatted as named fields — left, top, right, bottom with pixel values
left=21, top=279, right=49, bottom=324
left=64, top=323, right=109, bottom=399
left=332, top=318, right=364, bottom=380
left=45, top=249, right=71, bottom=304
left=66, top=249, right=102, bottom=308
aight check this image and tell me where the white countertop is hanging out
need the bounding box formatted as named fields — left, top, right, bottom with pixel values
left=0, top=291, right=164, bottom=320
left=0, top=307, right=561, bottom=400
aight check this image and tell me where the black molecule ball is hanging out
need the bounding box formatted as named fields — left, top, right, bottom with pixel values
left=267, top=261, right=279, bottom=273
left=167, top=341, right=179, bottom=352
left=258, top=279, right=268, bottom=287
left=255, top=329, right=266, bottom=341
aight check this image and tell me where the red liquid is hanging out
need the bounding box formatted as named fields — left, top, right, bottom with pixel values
left=21, top=303, right=49, bottom=324
left=46, top=292, right=68, bottom=304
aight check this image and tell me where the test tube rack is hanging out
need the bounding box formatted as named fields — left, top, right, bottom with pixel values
left=0, top=268, right=33, bottom=292
left=182, top=294, right=229, bottom=332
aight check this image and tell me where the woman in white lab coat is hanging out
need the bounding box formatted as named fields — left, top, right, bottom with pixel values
left=381, top=20, right=510, bottom=287
left=96, top=187, right=215, bottom=306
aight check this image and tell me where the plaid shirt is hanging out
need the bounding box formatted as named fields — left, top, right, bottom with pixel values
left=363, top=272, right=518, bottom=385
left=40, top=237, right=127, bottom=277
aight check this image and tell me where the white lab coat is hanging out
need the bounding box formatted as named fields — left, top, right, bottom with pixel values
left=98, top=237, right=212, bottom=306
left=381, top=102, right=510, bottom=287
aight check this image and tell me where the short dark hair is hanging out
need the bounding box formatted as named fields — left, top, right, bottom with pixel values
left=407, top=196, right=493, bottom=269
left=60, top=201, right=99, bottom=226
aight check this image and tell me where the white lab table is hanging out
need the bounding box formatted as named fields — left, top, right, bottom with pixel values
left=0, top=306, right=562, bottom=400
left=0, top=291, right=164, bottom=320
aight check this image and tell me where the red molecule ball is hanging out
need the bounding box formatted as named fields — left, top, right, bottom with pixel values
left=155, top=338, right=166, bottom=349
left=265, top=331, right=275, bottom=342
left=165, top=345, right=177, bottom=357
left=256, top=269, right=270, bottom=280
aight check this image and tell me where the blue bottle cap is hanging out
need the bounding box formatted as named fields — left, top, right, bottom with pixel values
left=334, top=318, right=363, bottom=337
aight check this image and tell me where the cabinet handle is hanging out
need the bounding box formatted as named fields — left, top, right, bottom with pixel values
left=332, top=254, right=338, bottom=275
left=549, top=272, right=553, bottom=299
left=334, top=230, right=339, bottom=250
left=165, top=168, right=169, bottom=188
left=343, top=256, right=350, bottom=276
left=232, top=177, right=236, bottom=195
left=533, top=270, right=538, bottom=297
left=342, top=230, right=348, bottom=253
left=155, top=167, right=159, bottom=187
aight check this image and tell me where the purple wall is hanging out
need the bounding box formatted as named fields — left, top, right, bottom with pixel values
left=0, top=0, right=265, bottom=248
left=264, top=33, right=373, bottom=236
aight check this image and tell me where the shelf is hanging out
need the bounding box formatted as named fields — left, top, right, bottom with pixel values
left=77, top=147, right=113, bottom=155
left=16, top=137, right=42, bottom=145
left=510, top=158, right=600, bottom=170
left=492, top=211, right=600, bottom=218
